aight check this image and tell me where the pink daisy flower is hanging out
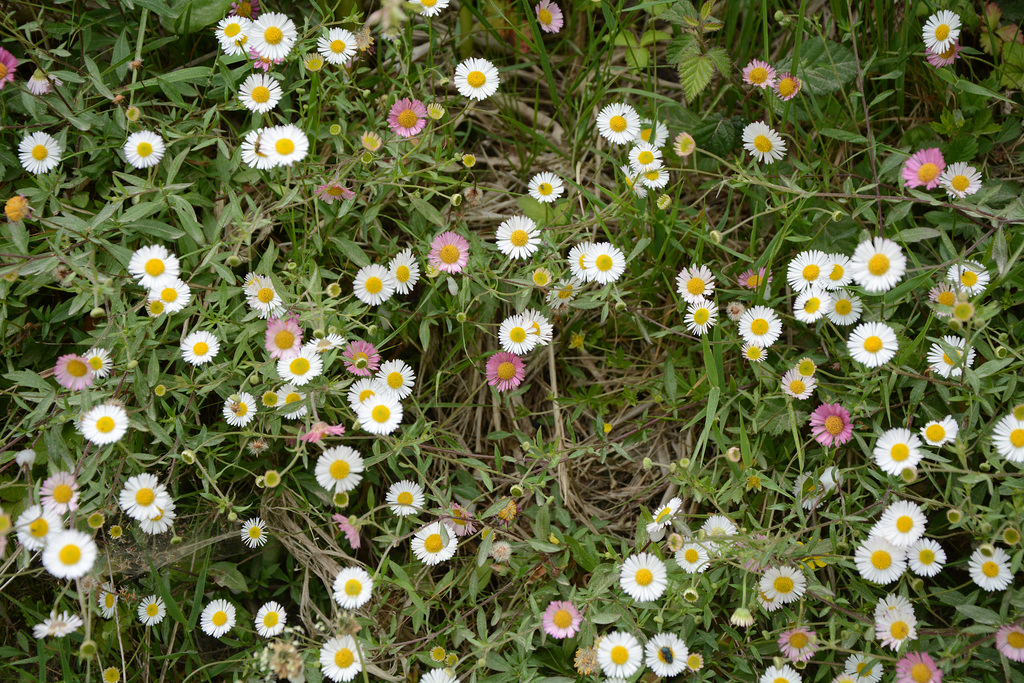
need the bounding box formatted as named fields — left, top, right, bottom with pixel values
left=230, top=0, right=260, bottom=19
left=342, top=340, right=381, bottom=377
left=332, top=514, right=361, bottom=550
left=40, top=471, right=79, bottom=514
left=535, top=0, right=564, bottom=34
left=428, top=231, right=470, bottom=274
left=387, top=98, right=427, bottom=138
left=444, top=503, right=476, bottom=537
left=926, top=41, right=962, bottom=68
left=778, top=627, right=818, bottom=662
left=542, top=600, right=581, bottom=639
left=486, top=352, right=525, bottom=392
left=265, top=316, right=303, bottom=360
left=300, top=421, right=347, bottom=443
left=895, top=652, right=943, bottom=683
left=996, top=624, right=1024, bottom=662
left=902, top=148, right=945, bottom=190
left=774, top=72, right=802, bottom=101
left=0, top=48, right=18, bottom=90
left=742, top=59, right=777, bottom=89
left=54, top=354, right=94, bottom=391
left=316, top=180, right=355, bottom=204
left=808, top=403, right=853, bottom=448
left=738, top=267, right=771, bottom=290
left=248, top=48, right=282, bottom=72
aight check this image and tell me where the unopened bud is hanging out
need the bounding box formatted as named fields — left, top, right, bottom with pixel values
left=79, top=640, right=98, bottom=657
left=181, top=450, right=196, bottom=464
left=642, top=457, right=652, bottom=471
left=900, top=467, right=917, bottom=483
left=90, top=307, right=106, bottom=318
left=450, top=193, right=462, bottom=207
left=995, top=346, right=1008, bottom=359
left=226, top=255, right=242, bottom=267
left=227, top=511, right=238, bottom=522
left=326, top=283, right=341, bottom=297
left=126, top=360, right=139, bottom=370
left=946, top=508, right=962, bottom=524
left=510, top=484, right=524, bottom=497
left=709, top=229, right=722, bottom=244
left=334, top=491, right=349, bottom=507
left=1003, top=528, right=1020, bottom=545
left=979, top=542, right=995, bottom=557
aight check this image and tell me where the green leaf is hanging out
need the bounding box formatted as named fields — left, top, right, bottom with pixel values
left=692, top=115, right=738, bottom=157
left=83, top=56, right=114, bottom=99
left=775, top=37, right=857, bottom=95
left=896, top=227, right=941, bottom=242
left=678, top=51, right=714, bottom=101
left=820, top=127, right=869, bottom=144
left=408, top=194, right=446, bottom=228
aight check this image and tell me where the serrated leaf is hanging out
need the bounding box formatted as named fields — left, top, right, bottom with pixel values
left=692, top=115, right=737, bottom=156
left=706, top=47, right=730, bottom=74
left=678, top=52, right=714, bottom=101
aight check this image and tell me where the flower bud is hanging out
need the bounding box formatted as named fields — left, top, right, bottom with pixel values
left=154, top=384, right=166, bottom=396
left=326, top=282, right=341, bottom=297
left=450, top=193, right=462, bottom=207
left=995, top=346, right=1008, bottom=359
left=456, top=311, right=467, bottom=323
left=667, top=533, right=684, bottom=552
left=334, top=491, right=349, bottom=507
left=657, top=194, right=671, bottom=210
left=832, top=210, right=843, bottom=222
left=900, top=466, right=917, bottom=483
left=946, top=508, right=962, bottom=524
left=615, top=301, right=627, bottom=312
left=264, top=470, right=281, bottom=488
left=980, top=461, right=991, bottom=472
left=462, top=154, right=476, bottom=168
left=978, top=542, right=995, bottom=557
left=725, top=447, right=741, bottom=462
left=980, top=521, right=993, bottom=535
left=510, top=484, right=524, bottom=497
left=910, top=577, right=924, bottom=592
left=125, top=106, right=141, bottom=121
left=90, top=307, right=106, bottom=318
left=226, top=255, right=242, bottom=267
left=683, top=587, right=699, bottom=602
left=181, top=450, right=196, bottom=464
left=87, top=512, right=105, bottom=529
left=109, top=525, right=123, bottom=538
left=367, top=324, right=377, bottom=336
left=709, top=230, right=723, bottom=244
left=227, top=511, right=238, bottom=522
left=1003, top=528, right=1020, bottom=545
left=79, top=640, right=98, bottom=657
left=330, top=124, right=342, bottom=135
left=126, top=360, right=139, bottom=370
left=642, top=457, right=652, bottom=471
left=170, top=535, right=183, bottom=545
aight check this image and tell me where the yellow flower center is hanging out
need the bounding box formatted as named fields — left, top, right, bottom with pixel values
left=692, top=308, right=709, bottom=325
left=686, top=277, right=705, bottom=295
left=753, top=135, right=773, bottom=152
left=595, top=254, right=613, bottom=271
left=263, top=612, right=278, bottom=627
left=925, top=424, right=945, bottom=442
left=52, top=484, right=73, bottom=504
left=798, top=360, right=815, bottom=376
left=610, top=645, right=629, bottom=665
left=396, top=265, right=410, bottom=282
left=32, top=144, right=49, bottom=161
left=1006, top=631, right=1024, bottom=649
left=290, top=357, right=310, bottom=375
left=773, top=576, right=794, bottom=594
left=264, top=26, right=283, bottom=45
left=917, top=163, right=939, bottom=182
left=750, top=319, right=769, bottom=336
left=136, top=142, right=153, bottom=158
left=160, top=287, right=178, bottom=302
left=918, top=549, right=934, bottom=565
left=746, top=346, right=762, bottom=360
left=371, top=405, right=391, bottom=423
left=537, top=182, right=553, bottom=195
left=335, top=648, right=354, bottom=668
left=274, top=330, right=295, bottom=350
left=509, top=327, right=527, bottom=343
left=397, top=109, right=418, bottom=129
left=778, top=78, right=796, bottom=96
left=358, top=388, right=375, bottom=403
left=424, top=533, right=443, bottom=553
left=193, top=341, right=209, bottom=356
left=911, top=662, right=933, bottom=683
left=67, top=359, right=89, bottom=377
left=871, top=550, right=891, bottom=569
left=788, top=632, right=808, bottom=649
left=345, top=579, right=362, bottom=596
left=248, top=526, right=262, bottom=539
left=789, top=380, right=806, bottom=394
left=896, top=515, right=914, bottom=533
left=496, top=361, right=517, bottom=380
left=637, top=151, right=654, bottom=165
left=890, top=444, right=909, bottom=461
left=635, top=568, right=654, bottom=586
left=608, top=115, right=627, bottom=132
left=552, top=609, right=572, bottom=628
left=868, top=253, right=889, bottom=275
left=802, top=264, right=820, bottom=281
left=251, top=86, right=270, bottom=103
left=136, top=488, right=155, bottom=506
left=746, top=275, right=762, bottom=287
left=365, top=276, right=383, bottom=294
left=748, top=66, right=768, bottom=84
left=538, top=8, right=552, bottom=23
left=59, top=544, right=81, bottom=565
left=960, top=270, right=978, bottom=287
left=397, top=491, right=414, bottom=505
left=439, top=244, right=460, bottom=264
left=864, top=336, right=883, bottom=353
left=935, top=24, right=950, bottom=41
left=835, top=299, right=852, bottom=315
left=105, top=593, right=115, bottom=608
left=466, top=71, right=486, bottom=88
left=803, top=297, right=820, bottom=313
left=890, top=621, right=909, bottom=639
left=96, top=416, right=116, bottom=433
left=937, top=290, right=955, bottom=306
left=257, top=287, right=275, bottom=303
left=509, top=229, right=529, bottom=247
left=146, top=603, right=159, bottom=617
left=330, top=460, right=350, bottom=480
left=330, top=39, right=347, bottom=54
left=684, top=548, right=699, bottom=563
left=212, top=610, right=227, bottom=627
left=982, top=561, right=999, bottom=577
left=29, top=518, right=49, bottom=537
left=387, top=371, right=404, bottom=389
left=951, top=175, right=969, bottom=192
left=422, top=0, right=438, bottom=6
left=275, top=138, right=295, bottom=155
left=224, top=23, right=241, bottom=37
left=1010, top=429, right=1024, bottom=448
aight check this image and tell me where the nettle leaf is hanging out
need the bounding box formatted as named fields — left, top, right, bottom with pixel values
left=692, top=114, right=739, bottom=157
left=678, top=51, right=714, bottom=101
left=775, top=37, right=857, bottom=95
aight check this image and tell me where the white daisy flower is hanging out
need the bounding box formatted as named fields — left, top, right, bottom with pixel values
left=684, top=297, right=717, bottom=336
left=628, top=141, right=663, bottom=173
left=701, top=514, right=738, bottom=539
left=18, top=131, right=62, bottom=174
left=317, top=28, right=357, bottom=65
left=376, top=359, right=416, bottom=400
left=420, top=671, right=456, bottom=683
left=80, top=404, right=129, bottom=445
left=567, top=243, right=593, bottom=280
left=920, top=415, right=958, bottom=447
left=181, top=330, right=219, bottom=365
left=128, top=244, right=179, bottom=289
left=320, top=635, right=363, bottom=682
left=498, top=314, right=539, bottom=355
left=353, top=264, right=396, bottom=306
left=98, top=584, right=118, bottom=619
left=738, top=305, right=783, bottom=348
left=411, top=522, right=457, bottom=565
left=597, top=631, right=644, bottom=679
left=249, top=12, right=297, bottom=61
left=939, top=161, right=982, bottom=199
left=992, top=414, right=1024, bottom=463
left=873, top=593, right=913, bottom=623
left=584, top=242, right=626, bottom=285
left=636, top=120, right=669, bottom=147
left=968, top=546, right=1014, bottom=591
left=246, top=275, right=285, bottom=318
left=333, top=567, right=373, bottom=609
left=277, top=384, right=307, bottom=419
left=638, top=166, right=669, bottom=189
left=216, top=16, right=252, bottom=56
left=138, top=595, right=166, bottom=626
left=454, top=58, right=500, bottom=100
left=521, top=308, right=553, bottom=347
left=239, top=73, right=282, bottom=113
left=123, top=130, right=165, bottom=169
left=40, top=530, right=96, bottom=579
left=388, top=248, right=421, bottom=294
left=947, top=259, right=989, bottom=295
left=781, top=367, right=816, bottom=399
left=139, top=502, right=175, bottom=535
left=875, top=607, right=917, bottom=650
left=926, top=335, right=974, bottom=378
left=847, top=321, right=898, bottom=368
left=240, top=128, right=274, bottom=170
left=760, top=664, right=800, bottom=683
left=873, top=427, right=925, bottom=476
left=118, top=473, right=171, bottom=521
left=315, top=446, right=364, bottom=494
left=823, top=253, right=852, bottom=290
left=255, top=601, right=286, bottom=638
left=647, top=497, right=682, bottom=535
left=200, top=599, right=236, bottom=638
left=922, top=10, right=961, bottom=53
left=873, top=500, right=926, bottom=548
left=793, top=287, right=830, bottom=324
left=619, top=552, right=668, bottom=603
left=148, top=278, right=191, bottom=314
left=495, top=215, right=540, bottom=259
left=261, top=124, right=308, bottom=167
left=908, top=538, right=946, bottom=577
left=620, top=164, right=648, bottom=198
left=223, top=392, right=256, bottom=427
left=277, top=348, right=323, bottom=386
left=844, top=653, right=883, bottom=683
left=826, top=289, right=862, bottom=326
left=528, top=172, right=564, bottom=203
left=15, top=505, right=62, bottom=551
left=850, top=237, right=906, bottom=293
left=410, top=0, right=450, bottom=17
left=759, top=565, right=806, bottom=604
left=787, top=250, right=830, bottom=292
left=676, top=265, right=715, bottom=302
left=33, top=611, right=83, bottom=639
left=347, top=378, right=386, bottom=411
left=855, top=535, right=907, bottom=584
left=596, top=103, right=641, bottom=145
left=241, top=517, right=268, bottom=548
left=742, top=121, right=786, bottom=163
left=304, top=333, right=346, bottom=354
left=357, top=394, right=403, bottom=435
left=85, top=347, right=113, bottom=378
left=645, top=632, right=688, bottom=677
left=742, top=342, right=766, bottom=363
left=675, top=541, right=711, bottom=574
left=387, top=480, right=425, bottom=516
